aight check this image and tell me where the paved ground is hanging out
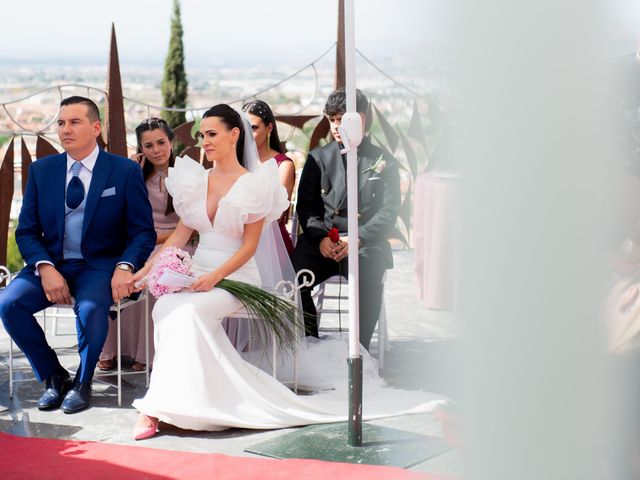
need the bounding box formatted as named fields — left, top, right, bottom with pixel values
left=0, top=248, right=461, bottom=476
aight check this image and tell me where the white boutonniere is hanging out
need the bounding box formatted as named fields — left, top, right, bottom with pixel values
left=363, top=154, right=386, bottom=174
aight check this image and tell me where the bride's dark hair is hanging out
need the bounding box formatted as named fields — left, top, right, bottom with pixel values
left=202, top=104, right=245, bottom=166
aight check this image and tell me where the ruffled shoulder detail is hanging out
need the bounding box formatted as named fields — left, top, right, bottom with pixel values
left=214, top=159, right=289, bottom=237
left=164, top=156, right=212, bottom=233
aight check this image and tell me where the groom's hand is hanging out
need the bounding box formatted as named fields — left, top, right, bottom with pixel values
left=333, top=236, right=360, bottom=262
left=319, top=237, right=336, bottom=259
left=38, top=264, right=72, bottom=305
left=111, top=269, right=133, bottom=303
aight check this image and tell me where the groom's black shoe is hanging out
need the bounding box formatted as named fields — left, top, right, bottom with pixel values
left=37, top=370, right=72, bottom=410
left=60, top=381, right=92, bottom=414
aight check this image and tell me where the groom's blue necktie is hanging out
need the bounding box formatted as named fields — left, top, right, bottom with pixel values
left=66, top=161, right=84, bottom=210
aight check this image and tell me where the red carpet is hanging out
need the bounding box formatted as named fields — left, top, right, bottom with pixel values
left=0, top=432, right=453, bottom=480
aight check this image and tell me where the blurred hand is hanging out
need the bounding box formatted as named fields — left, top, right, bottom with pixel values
left=129, top=263, right=153, bottom=292
left=112, top=269, right=133, bottom=303
left=39, top=264, right=72, bottom=305
left=279, top=207, right=290, bottom=226
left=333, top=236, right=360, bottom=262
left=319, top=237, right=337, bottom=259
left=130, top=153, right=146, bottom=168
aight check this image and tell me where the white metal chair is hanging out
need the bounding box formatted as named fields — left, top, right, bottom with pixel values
left=313, top=272, right=389, bottom=371
left=224, top=307, right=294, bottom=390
left=105, top=292, right=150, bottom=406
left=221, top=270, right=313, bottom=394
left=6, top=283, right=149, bottom=407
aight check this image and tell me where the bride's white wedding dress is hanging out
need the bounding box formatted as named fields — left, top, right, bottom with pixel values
left=133, top=157, right=445, bottom=431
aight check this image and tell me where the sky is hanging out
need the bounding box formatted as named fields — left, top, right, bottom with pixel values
left=3, top=1, right=638, bottom=68
left=0, top=0, right=438, bottom=67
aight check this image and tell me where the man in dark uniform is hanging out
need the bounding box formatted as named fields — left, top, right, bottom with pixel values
left=292, top=88, right=401, bottom=350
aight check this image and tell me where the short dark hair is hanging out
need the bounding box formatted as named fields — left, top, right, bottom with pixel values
left=323, top=88, right=369, bottom=117
left=202, top=104, right=245, bottom=166
left=242, top=99, right=284, bottom=154
left=60, top=96, right=101, bottom=122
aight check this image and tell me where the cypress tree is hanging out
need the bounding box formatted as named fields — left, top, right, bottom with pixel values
left=161, top=0, right=188, bottom=128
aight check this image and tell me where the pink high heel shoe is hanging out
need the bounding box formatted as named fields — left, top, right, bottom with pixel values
left=133, top=414, right=159, bottom=441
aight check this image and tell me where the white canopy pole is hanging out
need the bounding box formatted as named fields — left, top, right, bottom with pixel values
left=340, top=0, right=364, bottom=447
left=344, top=0, right=360, bottom=359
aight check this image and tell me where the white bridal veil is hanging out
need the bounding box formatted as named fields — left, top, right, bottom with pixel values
left=224, top=110, right=306, bottom=373
left=235, top=109, right=297, bottom=293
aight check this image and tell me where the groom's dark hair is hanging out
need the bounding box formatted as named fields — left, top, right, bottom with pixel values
left=323, top=88, right=372, bottom=132
left=60, top=96, right=101, bottom=122
left=323, top=88, right=369, bottom=117
left=202, top=104, right=245, bottom=166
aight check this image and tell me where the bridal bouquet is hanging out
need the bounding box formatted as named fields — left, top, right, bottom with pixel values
left=147, top=246, right=194, bottom=297
left=147, top=247, right=301, bottom=353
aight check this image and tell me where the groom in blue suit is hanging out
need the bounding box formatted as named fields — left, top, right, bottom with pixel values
left=0, top=96, right=156, bottom=413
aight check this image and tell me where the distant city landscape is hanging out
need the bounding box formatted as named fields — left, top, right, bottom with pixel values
left=0, top=53, right=440, bottom=148
left=0, top=53, right=442, bottom=219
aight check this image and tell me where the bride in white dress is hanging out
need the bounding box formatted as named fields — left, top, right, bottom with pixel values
left=130, top=104, right=444, bottom=440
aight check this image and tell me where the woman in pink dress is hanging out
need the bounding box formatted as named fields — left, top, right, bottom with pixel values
left=98, top=118, right=195, bottom=372
left=242, top=100, right=295, bottom=255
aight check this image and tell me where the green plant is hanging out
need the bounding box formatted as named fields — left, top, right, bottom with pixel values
left=216, top=279, right=302, bottom=355
left=161, top=0, right=188, bottom=130
left=7, top=227, right=23, bottom=273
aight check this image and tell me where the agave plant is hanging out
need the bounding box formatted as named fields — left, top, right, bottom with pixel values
left=371, top=99, right=447, bottom=248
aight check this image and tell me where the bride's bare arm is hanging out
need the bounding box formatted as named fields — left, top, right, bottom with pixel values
left=156, top=219, right=194, bottom=250
left=188, top=218, right=265, bottom=292
left=129, top=220, right=194, bottom=287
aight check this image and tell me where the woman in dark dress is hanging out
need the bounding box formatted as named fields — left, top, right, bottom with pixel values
left=242, top=100, right=295, bottom=255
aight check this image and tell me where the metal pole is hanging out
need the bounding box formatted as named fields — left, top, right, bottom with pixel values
left=117, top=301, right=122, bottom=407
left=145, top=291, right=150, bottom=387
left=335, top=0, right=346, bottom=90
left=344, top=0, right=362, bottom=447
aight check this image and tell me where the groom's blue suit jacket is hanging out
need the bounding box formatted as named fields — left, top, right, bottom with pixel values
left=16, top=149, right=156, bottom=273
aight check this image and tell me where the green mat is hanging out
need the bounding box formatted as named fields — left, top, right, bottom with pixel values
left=245, top=422, right=451, bottom=467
